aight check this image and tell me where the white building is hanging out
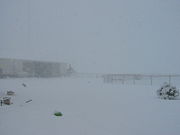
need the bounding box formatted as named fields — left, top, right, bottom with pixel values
left=0, top=58, right=73, bottom=78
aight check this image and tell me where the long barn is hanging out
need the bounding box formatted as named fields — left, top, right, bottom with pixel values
left=0, top=58, right=74, bottom=78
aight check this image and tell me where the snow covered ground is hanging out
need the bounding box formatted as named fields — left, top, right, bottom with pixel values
left=0, top=77, right=180, bottom=135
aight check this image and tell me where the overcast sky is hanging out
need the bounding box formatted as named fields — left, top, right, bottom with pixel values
left=0, top=0, right=180, bottom=74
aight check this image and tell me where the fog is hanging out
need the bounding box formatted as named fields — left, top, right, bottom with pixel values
left=0, top=0, right=180, bottom=74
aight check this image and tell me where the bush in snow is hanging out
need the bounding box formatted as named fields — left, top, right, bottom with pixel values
left=54, top=112, right=63, bottom=117
left=157, top=82, right=179, bottom=100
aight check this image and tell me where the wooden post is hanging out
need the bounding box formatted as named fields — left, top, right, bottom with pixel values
left=150, top=76, right=152, bottom=85
left=169, top=75, right=171, bottom=85
left=122, top=75, right=125, bottom=85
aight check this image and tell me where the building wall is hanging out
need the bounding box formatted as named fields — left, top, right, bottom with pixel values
left=0, top=58, right=72, bottom=78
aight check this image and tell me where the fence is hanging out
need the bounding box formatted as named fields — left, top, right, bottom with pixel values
left=102, top=74, right=180, bottom=85
left=73, top=73, right=180, bottom=85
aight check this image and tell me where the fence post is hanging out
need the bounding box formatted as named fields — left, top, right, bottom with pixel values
left=133, top=78, right=135, bottom=85
left=122, top=75, right=125, bottom=85
left=150, top=76, right=152, bottom=85
left=169, top=75, right=171, bottom=85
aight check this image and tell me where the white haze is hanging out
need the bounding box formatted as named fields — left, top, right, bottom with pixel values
left=0, top=0, right=180, bottom=74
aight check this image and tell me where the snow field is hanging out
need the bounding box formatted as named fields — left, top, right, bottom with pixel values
left=0, top=77, right=180, bottom=135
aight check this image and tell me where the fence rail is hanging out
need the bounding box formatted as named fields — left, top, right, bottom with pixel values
left=75, top=73, right=180, bottom=85
left=102, top=74, right=180, bottom=85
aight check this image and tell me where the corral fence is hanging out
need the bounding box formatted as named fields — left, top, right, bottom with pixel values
left=75, top=73, right=180, bottom=85
left=102, top=74, right=180, bottom=85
